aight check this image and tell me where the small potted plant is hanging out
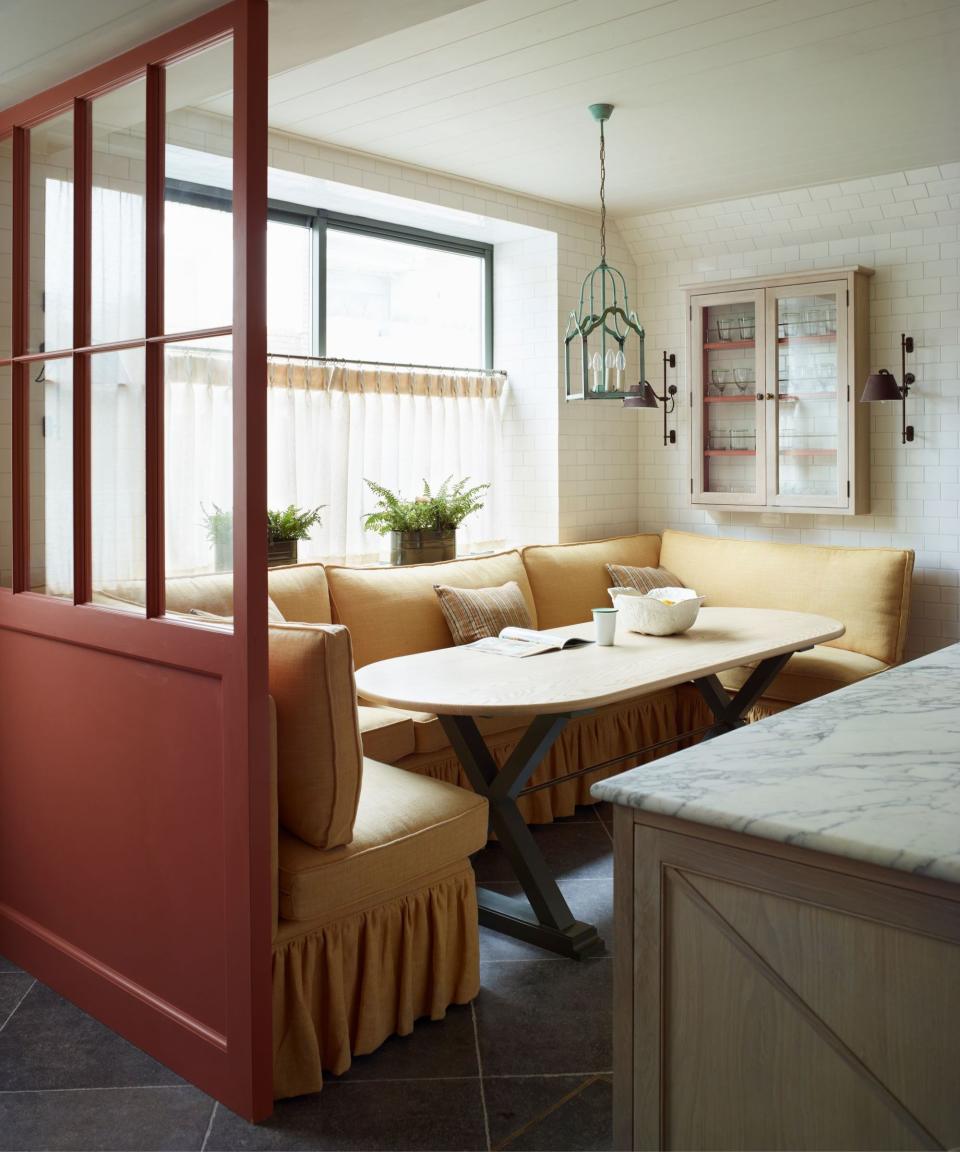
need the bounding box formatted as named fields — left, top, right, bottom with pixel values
left=202, top=503, right=233, bottom=573
left=267, top=505, right=324, bottom=567
left=363, top=476, right=489, bottom=566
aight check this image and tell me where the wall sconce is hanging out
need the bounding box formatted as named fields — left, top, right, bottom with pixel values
left=860, top=333, right=915, bottom=444
left=623, top=351, right=678, bottom=445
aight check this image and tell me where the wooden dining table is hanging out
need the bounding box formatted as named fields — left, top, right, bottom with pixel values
left=354, top=607, right=844, bottom=959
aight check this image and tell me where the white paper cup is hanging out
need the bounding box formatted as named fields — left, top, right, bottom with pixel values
left=592, top=607, right=618, bottom=646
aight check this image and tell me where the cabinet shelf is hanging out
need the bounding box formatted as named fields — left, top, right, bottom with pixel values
left=703, top=393, right=755, bottom=403
left=778, top=333, right=836, bottom=345
left=703, top=339, right=755, bottom=351
left=704, top=449, right=756, bottom=457
left=779, top=391, right=837, bottom=402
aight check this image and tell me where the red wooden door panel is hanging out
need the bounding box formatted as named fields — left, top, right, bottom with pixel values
left=0, top=1, right=271, bottom=1122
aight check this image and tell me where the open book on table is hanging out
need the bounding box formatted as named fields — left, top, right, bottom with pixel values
left=468, top=626, right=593, bottom=658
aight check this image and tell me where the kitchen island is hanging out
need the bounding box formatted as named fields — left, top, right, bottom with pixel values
left=592, top=644, right=960, bottom=1151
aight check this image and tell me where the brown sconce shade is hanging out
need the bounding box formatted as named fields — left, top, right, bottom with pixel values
left=622, top=382, right=659, bottom=409
left=860, top=369, right=902, bottom=403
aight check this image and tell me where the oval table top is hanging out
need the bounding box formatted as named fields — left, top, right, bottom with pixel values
left=354, top=607, right=845, bottom=717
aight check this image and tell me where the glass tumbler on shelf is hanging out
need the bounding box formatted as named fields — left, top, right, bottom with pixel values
left=734, top=368, right=752, bottom=394
left=738, top=312, right=755, bottom=341
left=719, top=316, right=739, bottom=342
left=709, top=429, right=730, bottom=451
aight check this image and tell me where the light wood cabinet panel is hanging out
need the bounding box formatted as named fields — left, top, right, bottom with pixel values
left=613, top=815, right=960, bottom=1151
left=684, top=266, right=873, bottom=515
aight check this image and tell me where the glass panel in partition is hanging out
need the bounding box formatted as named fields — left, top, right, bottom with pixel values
left=31, top=358, right=72, bottom=597
left=164, top=337, right=232, bottom=616
left=91, top=79, right=146, bottom=346
left=91, top=348, right=145, bottom=611
left=0, top=365, right=10, bottom=587
left=164, top=40, right=233, bottom=335
left=701, top=299, right=760, bottom=498
left=775, top=292, right=840, bottom=501
left=1, top=136, right=12, bottom=361
left=28, top=112, right=74, bottom=355
left=326, top=229, right=485, bottom=368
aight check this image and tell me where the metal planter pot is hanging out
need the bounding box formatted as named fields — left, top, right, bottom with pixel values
left=390, top=529, right=456, bottom=566
left=268, top=538, right=298, bottom=568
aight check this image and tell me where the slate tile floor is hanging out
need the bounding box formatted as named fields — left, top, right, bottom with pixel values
left=0, top=804, right=617, bottom=1152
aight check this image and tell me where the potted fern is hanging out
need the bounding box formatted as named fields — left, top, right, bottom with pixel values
left=363, top=477, right=489, bottom=565
left=201, top=503, right=233, bottom=573
left=267, top=505, right=324, bottom=567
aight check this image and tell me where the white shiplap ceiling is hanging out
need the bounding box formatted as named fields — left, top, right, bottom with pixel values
left=0, top=0, right=484, bottom=109
left=3, top=0, right=957, bottom=215
left=254, top=0, right=960, bottom=214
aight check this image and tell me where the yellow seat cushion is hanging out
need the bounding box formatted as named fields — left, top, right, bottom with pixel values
left=278, top=759, right=488, bottom=923
left=357, top=705, right=416, bottom=763
left=269, top=623, right=363, bottom=850
left=325, top=551, right=537, bottom=668
left=659, top=530, right=914, bottom=666
left=522, top=534, right=662, bottom=628
left=717, top=645, right=888, bottom=705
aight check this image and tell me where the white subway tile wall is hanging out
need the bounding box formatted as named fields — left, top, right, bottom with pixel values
left=620, top=162, right=960, bottom=658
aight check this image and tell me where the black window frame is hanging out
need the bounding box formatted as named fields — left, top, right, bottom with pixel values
left=165, top=179, right=494, bottom=370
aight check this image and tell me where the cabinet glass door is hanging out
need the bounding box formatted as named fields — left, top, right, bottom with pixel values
left=767, top=282, right=847, bottom=507
left=692, top=290, right=764, bottom=504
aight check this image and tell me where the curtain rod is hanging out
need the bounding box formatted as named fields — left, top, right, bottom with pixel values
left=166, top=347, right=507, bottom=378
left=269, top=352, right=507, bottom=377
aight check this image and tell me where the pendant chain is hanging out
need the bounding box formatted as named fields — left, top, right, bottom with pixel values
left=599, top=119, right=607, bottom=264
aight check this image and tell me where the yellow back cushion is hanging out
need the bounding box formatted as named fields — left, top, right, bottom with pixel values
left=268, top=623, right=363, bottom=849
left=658, top=530, right=914, bottom=665
left=326, top=550, right=537, bottom=668
left=522, top=534, right=662, bottom=628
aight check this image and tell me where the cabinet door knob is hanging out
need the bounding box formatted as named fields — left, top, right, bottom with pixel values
left=756, top=392, right=764, bottom=401
left=766, top=392, right=775, bottom=400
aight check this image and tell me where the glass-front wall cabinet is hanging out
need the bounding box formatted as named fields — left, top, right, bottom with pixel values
left=688, top=268, right=871, bottom=515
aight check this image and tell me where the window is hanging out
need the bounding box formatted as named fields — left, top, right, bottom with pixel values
left=326, top=226, right=488, bottom=368
left=161, top=187, right=500, bottom=565
left=164, top=186, right=493, bottom=367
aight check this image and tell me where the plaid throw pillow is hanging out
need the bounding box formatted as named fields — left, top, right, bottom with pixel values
left=606, top=564, right=683, bottom=594
left=434, top=580, right=533, bottom=645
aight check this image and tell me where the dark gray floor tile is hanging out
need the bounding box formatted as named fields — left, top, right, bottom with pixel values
left=482, top=1074, right=588, bottom=1148
left=488, top=1075, right=613, bottom=1151
left=208, top=1078, right=487, bottom=1151
left=0, top=983, right=185, bottom=1091
left=0, top=955, right=24, bottom=975
left=0, top=974, right=34, bottom=1025
left=332, top=1003, right=477, bottom=1082
left=0, top=1086, right=213, bottom=1152
left=476, top=958, right=611, bottom=1076
left=473, top=823, right=612, bottom=884
left=478, top=880, right=613, bottom=961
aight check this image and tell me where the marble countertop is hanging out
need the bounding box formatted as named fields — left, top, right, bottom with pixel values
left=592, top=644, right=960, bottom=884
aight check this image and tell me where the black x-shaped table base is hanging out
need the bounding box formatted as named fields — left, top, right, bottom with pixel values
left=440, top=648, right=805, bottom=959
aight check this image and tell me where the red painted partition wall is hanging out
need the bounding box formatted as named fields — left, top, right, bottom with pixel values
left=0, top=1, right=272, bottom=1121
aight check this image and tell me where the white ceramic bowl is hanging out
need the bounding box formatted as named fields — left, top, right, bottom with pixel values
left=607, top=586, right=704, bottom=636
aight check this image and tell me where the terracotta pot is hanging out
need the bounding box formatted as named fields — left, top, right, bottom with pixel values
left=268, top=538, right=298, bottom=568
left=390, top=529, right=456, bottom=566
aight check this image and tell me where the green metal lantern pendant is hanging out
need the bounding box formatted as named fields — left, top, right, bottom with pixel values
left=565, top=103, right=646, bottom=401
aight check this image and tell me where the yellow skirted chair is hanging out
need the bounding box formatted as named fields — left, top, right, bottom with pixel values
left=265, top=621, right=488, bottom=1098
